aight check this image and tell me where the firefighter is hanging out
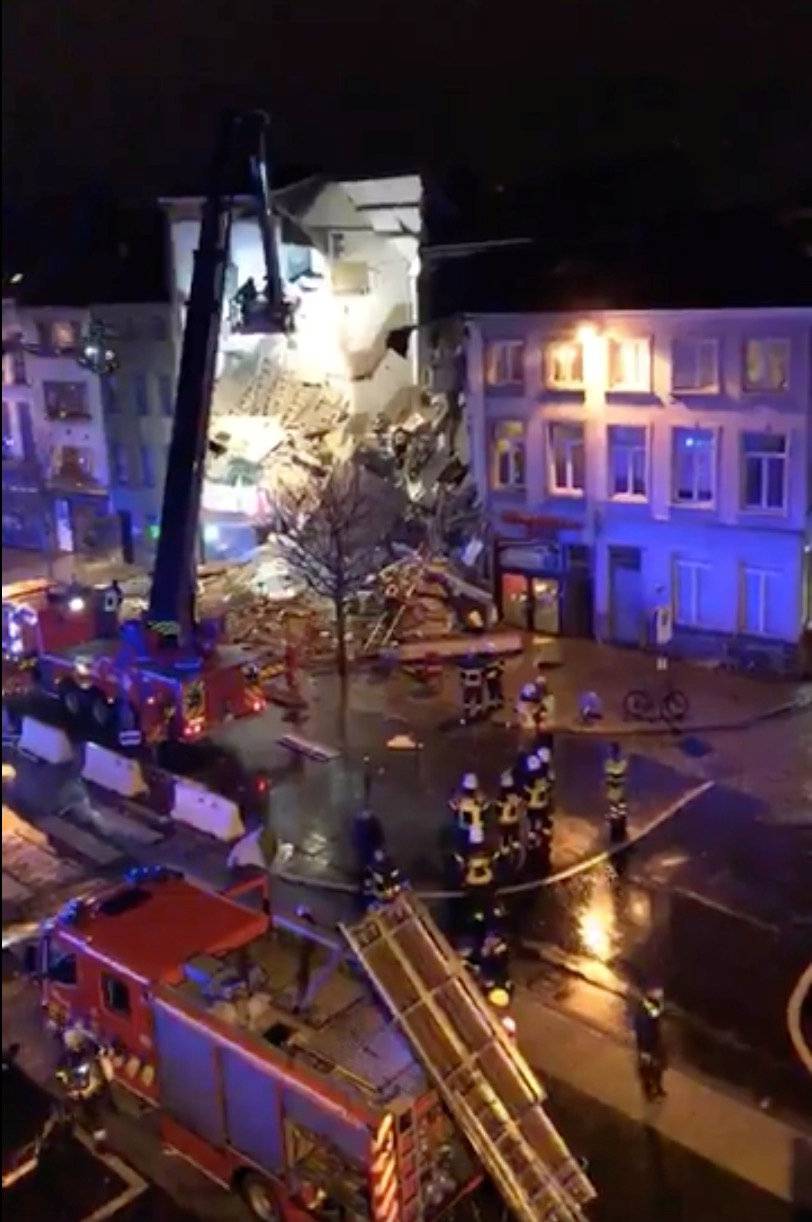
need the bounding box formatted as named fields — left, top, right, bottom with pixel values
left=362, top=848, right=403, bottom=909
left=515, top=681, right=540, bottom=737
left=604, top=741, right=629, bottom=842
left=483, top=650, right=505, bottom=715
left=449, top=772, right=488, bottom=850
left=55, top=1026, right=114, bottom=1151
left=352, top=806, right=384, bottom=878
left=533, top=676, right=556, bottom=735
left=633, top=988, right=667, bottom=1100
left=523, top=753, right=553, bottom=877
left=458, top=653, right=485, bottom=724
left=475, top=930, right=513, bottom=1011
left=459, top=844, right=496, bottom=937
left=535, top=741, right=556, bottom=812
left=493, top=769, right=523, bottom=868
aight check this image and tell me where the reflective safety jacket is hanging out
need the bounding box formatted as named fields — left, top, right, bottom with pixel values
left=365, top=859, right=403, bottom=903
left=56, top=1054, right=106, bottom=1102
left=495, top=791, right=523, bottom=828
left=484, top=658, right=505, bottom=684
left=459, top=662, right=484, bottom=692
left=451, top=793, right=487, bottom=834
left=524, top=775, right=551, bottom=812
left=463, top=852, right=494, bottom=888
left=604, top=757, right=628, bottom=793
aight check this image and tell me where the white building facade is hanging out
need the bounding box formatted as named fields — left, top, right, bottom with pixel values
left=465, top=308, right=812, bottom=667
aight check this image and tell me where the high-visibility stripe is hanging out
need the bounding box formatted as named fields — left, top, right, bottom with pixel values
left=370, top=1114, right=399, bottom=1222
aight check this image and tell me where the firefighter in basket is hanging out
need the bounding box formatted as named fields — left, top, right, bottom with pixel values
left=362, top=847, right=404, bottom=910
left=474, top=929, right=513, bottom=1012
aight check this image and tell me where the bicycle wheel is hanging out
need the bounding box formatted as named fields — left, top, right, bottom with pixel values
left=623, top=689, right=655, bottom=721
left=661, top=689, right=689, bottom=721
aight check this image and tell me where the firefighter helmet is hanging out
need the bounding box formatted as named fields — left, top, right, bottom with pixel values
left=500, top=769, right=513, bottom=787
left=525, top=753, right=541, bottom=773
left=488, top=986, right=511, bottom=1009
left=461, top=773, right=479, bottom=792
left=520, top=682, right=538, bottom=701
left=537, top=747, right=551, bottom=764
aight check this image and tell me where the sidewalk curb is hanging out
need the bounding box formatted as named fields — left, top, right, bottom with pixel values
left=274, top=781, right=714, bottom=899
left=550, top=694, right=812, bottom=739
left=513, top=985, right=812, bottom=1156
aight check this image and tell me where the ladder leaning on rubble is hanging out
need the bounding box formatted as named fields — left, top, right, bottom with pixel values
left=362, top=547, right=432, bottom=657
left=341, top=891, right=596, bottom=1222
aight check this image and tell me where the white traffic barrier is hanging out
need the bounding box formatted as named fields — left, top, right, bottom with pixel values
left=172, top=777, right=244, bottom=842
left=18, top=717, right=73, bottom=764
left=81, top=742, right=148, bottom=799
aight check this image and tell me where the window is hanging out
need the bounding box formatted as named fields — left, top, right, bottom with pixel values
left=2, top=347, right=26, bottom=386
left=672, top=428, right=715, bottom=505
left=485, top=341, right=525, bottom=388
left=674, top=559, right=711, bottom=627
left=140, top=444, right=155, bottom=488
left=51, top=320, right=79, bottom=351
left=101, top=972, right=131, bottom=1016
left=608, top=425, right=647, bottom=498
left=51, top=445, right=94, bottom=484
left=43, top=381, right=90, bottom=421
left=158, top=373, right=174, bottom=417
left=111, top=441, right=129, bottom=485
left=328, top=231, right=346, bottom=261
left=744, top=338, right=790, bottom=391
left=548, top=422, right=585, bottom=494
left=544, top=340, right=584, bottom=389
left=150, top=314, right=168, bottom=341
left=741, top=432, right=787, bottom=511
left=672, top=338, right=719, bottom=392
left=742, top=567, right=781, bottom=636
left=2, top=400, right=15, bottom=458
left=102, top=375, right=119, bottom=413
left=607, top=337, right=651, bottom=391
left=491, top=421, right=525, bottom=489
left=133, top=374, right=149, bottom=416
left=45, top=942, right=78, bottom=986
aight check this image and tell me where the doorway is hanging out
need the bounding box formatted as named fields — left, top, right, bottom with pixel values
left=609, top=547, right=643, bottom=644
left=500, top=571, right=562, bottom=634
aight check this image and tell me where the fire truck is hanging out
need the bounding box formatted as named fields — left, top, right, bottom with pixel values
left=1, top=112, right=291, bottom=746
left=37, top=871, right=595, bottom=1221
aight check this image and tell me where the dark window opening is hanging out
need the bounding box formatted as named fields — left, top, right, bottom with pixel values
left=102, top=972, right=131, bottom=1015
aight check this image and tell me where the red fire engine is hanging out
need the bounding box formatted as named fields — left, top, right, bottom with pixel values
left=37, top=872, right=595, bottom=1220
left=1, top=112, right=292, bottom=747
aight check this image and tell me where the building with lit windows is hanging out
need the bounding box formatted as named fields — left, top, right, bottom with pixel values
left=462, top=307, right=811, bottom=668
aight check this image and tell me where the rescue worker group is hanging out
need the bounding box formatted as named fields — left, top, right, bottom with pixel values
left=355, top=653, right=630, bottom=1014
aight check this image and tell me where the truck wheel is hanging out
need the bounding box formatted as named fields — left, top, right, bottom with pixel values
left=238, top=1171, right=283, bottom=1221
left=61, top=682, right=84, bottom=719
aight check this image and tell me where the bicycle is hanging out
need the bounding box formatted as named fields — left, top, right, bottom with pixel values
left=622, top=687, right=690, bottom=724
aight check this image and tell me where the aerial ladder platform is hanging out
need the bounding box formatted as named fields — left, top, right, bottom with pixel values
left=341, top=891, right=596, bottom=1221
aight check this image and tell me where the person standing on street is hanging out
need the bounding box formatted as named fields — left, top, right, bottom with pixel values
left=483, top=649, right=506, bottom=717
left=604, top=741, right=629, bottom=842
left=449, top=772, right=488, bottom=852
left=522, top=753, right=553, bottom=877
left=493, top=769, right=523, bottom=875
left=458, top=653, right=485, bottom=725
left=633, top=988, right=667, bottom=1100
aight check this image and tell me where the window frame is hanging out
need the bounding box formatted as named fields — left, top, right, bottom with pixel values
left=607, top=424, right=648, bottom=501
left=607, top=336, right=652, bottom=392
left=101, top=971, right=132, bottom=1016
left=547, top=421, right=586, bottom=497
left=741, top=566, right=780, bottom=637
left=543, top=339, right=585, bottom=390
left=671, top=426, right=717, bottom=508
left=740, top=431, right=788, bottom=514
left=490, top=419, right=526, bottom=490
left=671, top=337, right=720, bottom=394
left=485, top=340, right=525, bottom=389
left=673, top=557, right=711, bottom=628
left=743, top=337, right=791, bottom=393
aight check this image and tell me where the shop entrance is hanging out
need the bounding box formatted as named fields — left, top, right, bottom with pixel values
left=500, top=572, right=561, bottom=634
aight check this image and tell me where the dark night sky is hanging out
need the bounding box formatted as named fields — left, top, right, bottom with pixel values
left=3, top=0, right=812, bottom=220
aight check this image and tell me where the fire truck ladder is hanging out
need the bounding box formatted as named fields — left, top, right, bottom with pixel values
left=362, top=548, right=431, bottom=657
left=341, top=891, right=595, bottom=1222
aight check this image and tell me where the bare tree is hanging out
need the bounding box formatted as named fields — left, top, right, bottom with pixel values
left=273, top=463, right=396, bottom=678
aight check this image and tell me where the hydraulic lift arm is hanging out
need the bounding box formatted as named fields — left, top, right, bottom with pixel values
left=148, top=111, right=289, bottom=643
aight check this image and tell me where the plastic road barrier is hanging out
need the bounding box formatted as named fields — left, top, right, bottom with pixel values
left=171, top=777, right=244, bottom=841
left=18, top=717, right=73, bottom=764
left=82, top=743, right=148, bottom=799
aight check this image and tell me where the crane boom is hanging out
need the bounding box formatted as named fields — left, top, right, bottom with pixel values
left=148, top=111, right=288, bottom=641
